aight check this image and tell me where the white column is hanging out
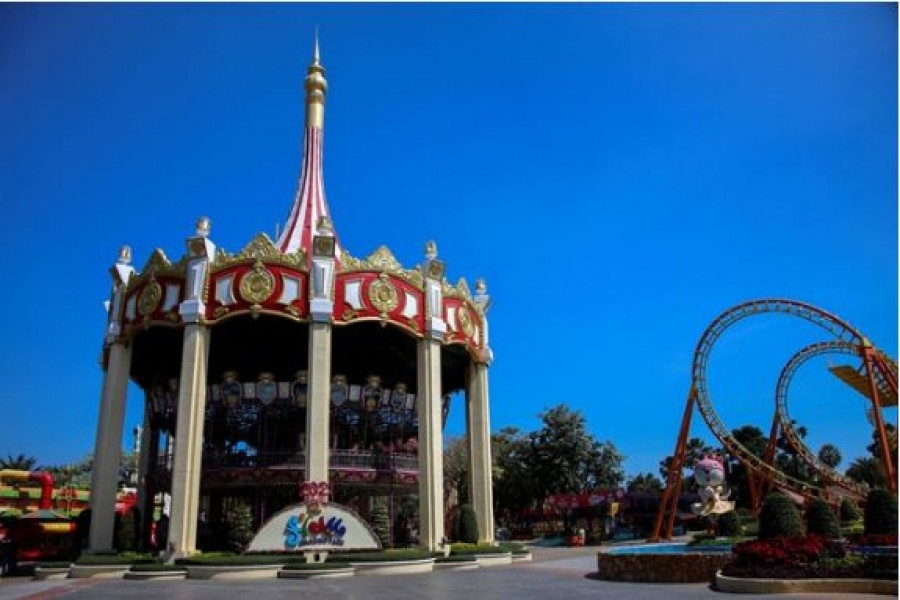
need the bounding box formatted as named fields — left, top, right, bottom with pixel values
left=166, top=217, right=214, bottom=559
left=466, top=361, right=494, bottom=544
left=306, top=218, right=336, bottom=485
left=417, top=338, right=444, bottom=550
left=87, top=341, right=132, bottom=552
left=166, top=323, right=210, bottom=557
left=306, top=322, right=332, bottom=482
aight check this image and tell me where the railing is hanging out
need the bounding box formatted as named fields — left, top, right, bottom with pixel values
left=154, top=449, right=419, bottom=472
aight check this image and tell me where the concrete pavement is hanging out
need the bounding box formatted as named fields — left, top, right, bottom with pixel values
left=0, top=545, right=888, bottom=600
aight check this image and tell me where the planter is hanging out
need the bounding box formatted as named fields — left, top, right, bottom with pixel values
left=349, top=558, right=435, bottom=576
left=124, top=569, right=187, bottom=581
left=511, top=552, right=533, bottom=562
left=597, top=550, right=732, bottom=583
left=278, top=566, right=355, bottom=579
left=714, top=570, right=898, bottom=595
left=185, top=564, right=282, bottom=580
left=475, top=552, right=512, bottom=567
left=68, top=564, right=129, bottom=579
left=33, top=566, right=70, bottom=580
left=434, top=558, right=479, bottom=571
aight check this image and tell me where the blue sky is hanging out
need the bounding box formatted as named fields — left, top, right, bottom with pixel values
left=0, top=3, right=896, bottom=482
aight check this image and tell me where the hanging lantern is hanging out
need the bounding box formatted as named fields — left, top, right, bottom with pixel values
left=362, top=375, right=382, bottom=412
left=222, top=371, right=241, bottom=408
left=292, top=370, right=308, bottom=407
left=257, top=372, right=277, bottom=406
left=331, top=374, right=349, bottom=407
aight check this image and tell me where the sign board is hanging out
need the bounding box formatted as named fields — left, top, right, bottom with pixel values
left=247, top=502, right=381, bottom=553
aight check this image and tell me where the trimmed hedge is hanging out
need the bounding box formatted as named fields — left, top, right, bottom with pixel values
left=864, top=489, right=898, bottom=536
left=329, top=549, right=436, bottom=562
left=75, top=552, right=156, bottom=565
left=718, top=511, right=743, bottom=537
left=758, top=492, right=804, bottom=540
left=805, top=499, right=841, bottom=539
left=175, top=554, right=288, bottom=566
left=129, top=564, right=185, bottom=572
left=281, top=562, right=352, bottom=571
left=435, top=555, right=477, bottom=563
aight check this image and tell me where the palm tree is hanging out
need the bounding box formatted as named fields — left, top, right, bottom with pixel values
left=0, top=453, right=37, bottom=471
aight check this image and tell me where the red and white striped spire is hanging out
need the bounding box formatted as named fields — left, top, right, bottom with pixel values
left=276, top=32, right=342, bottom=261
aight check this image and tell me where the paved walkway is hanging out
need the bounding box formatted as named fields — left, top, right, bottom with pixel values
left=0, top=545, right=888, bottom=600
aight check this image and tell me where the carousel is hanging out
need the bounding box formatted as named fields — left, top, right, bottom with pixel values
left=88, top=37, right=495, bottom=558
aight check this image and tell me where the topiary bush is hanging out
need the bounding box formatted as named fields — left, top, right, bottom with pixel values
left=717, top=511, right=743, bottom=537
left=369, top=498, right=391, bottom=548
left=758, top=492, right=804, bottom=540
left=805, top=498, right=841, bottom=539
left=839, top=498, right=861, bottom=522
left=864, top=489, right=898, bottom=536
left=458, top=504, right=478, bottom=544
left=227, top=502, right=255, bottom=552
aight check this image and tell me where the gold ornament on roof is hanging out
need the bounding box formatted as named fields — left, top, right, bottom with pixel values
left=368, top=275, right=400, bottom=314
left=239, top=261, right=276, bottom=304
left=118, top=245, right=133, bottom=265
left=457, top=305, right=475, bottom=338
left=212, top=233, right=307, bottom=270
left=341, top=246, right=424, bottom=288
left=138, top=278, right=162, bottom=316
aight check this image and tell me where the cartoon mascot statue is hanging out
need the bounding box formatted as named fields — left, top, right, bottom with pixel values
left=690, top=455, right=735, bottom=516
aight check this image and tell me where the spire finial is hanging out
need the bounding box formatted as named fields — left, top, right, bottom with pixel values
left=304, top=30, right=327, bottom=129
left=313, top=27, right=320, bottom=65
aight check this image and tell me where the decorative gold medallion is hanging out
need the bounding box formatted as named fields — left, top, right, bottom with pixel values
left=138, top=280, right=162, bottom=316
left=239, top=261, right=275, bottom=304
left=368, top=277, right=399, bottom=313
left=457, top=305, right=475, bottom=338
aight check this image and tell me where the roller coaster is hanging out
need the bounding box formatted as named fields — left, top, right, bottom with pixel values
left=652, top=299, right=897, bottom=541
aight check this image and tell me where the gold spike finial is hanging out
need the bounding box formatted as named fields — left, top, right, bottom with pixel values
left=305, top=30, right=327, bottom=129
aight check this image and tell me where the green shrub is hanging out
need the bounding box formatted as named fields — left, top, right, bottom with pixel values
left=458, top=504, right=478, bottom=544
left=35, top=561, right=72, bottom=569
left=840, top=498, right=862, bottom=522
left=864, top=489, right=898, bottom=536
left=805, top=499, right=841, bottom=539
left=717, top=511, right=743, bottom=537
left=75, top=552, right=155, bottom=565
left=114, top=508, right=138, bottom=552
left=329, top=549, right=434, bottom=562
left=280, top=562, right=351, bottom=571
left=129, top=563, right=184, bottom=572
left=435, top=555, right=477, bottom=563
left=497, top=542, right=527, bottom=554
left=370, top=498, right=391, bottom=547
left=758, top=492, right=804, bottom=540
left=227, top=502, right=255, bottom=552
left=175, top=554, right=283, bottom=566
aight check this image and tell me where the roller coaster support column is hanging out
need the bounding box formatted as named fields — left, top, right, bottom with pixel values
left=750, top=416, right=781, bottom=514
left=650, top=387, right=696, bottom=541
left=862, top=341, right=896, bottom=493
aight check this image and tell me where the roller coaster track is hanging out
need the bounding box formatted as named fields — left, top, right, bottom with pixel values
left=651, top=299, right=897, bottom=541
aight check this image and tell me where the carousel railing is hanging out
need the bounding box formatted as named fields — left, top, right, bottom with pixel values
left=154, top=449, right=419, bottom=472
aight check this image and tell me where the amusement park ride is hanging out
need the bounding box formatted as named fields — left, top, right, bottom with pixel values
left=652, top=298, right=897, bottom=541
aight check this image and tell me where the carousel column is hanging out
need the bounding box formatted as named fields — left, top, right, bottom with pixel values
left=417, top=242, right=446, bottom=551
left=167, top=217, right=215, bottom=559
left=88, top=246, right=135, bottom=553
left=306, top=218, right=337, bottom=483
left=467, top=279, right=495, bottom=543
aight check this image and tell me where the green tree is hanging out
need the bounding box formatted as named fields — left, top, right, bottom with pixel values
left=626, top=472, right=663, bottom=494
left=839, top=498, right=861, bottom=522
left=775, top=421, right=813, bottom=483
left=659, top=437, right=716, bottom=491
left=527, top=405, right=624, bottom=503
left=491, top=427, right=536, bottom=519
left=817, top=444, right=842, bottom=469
left=728, top=425, right=768, bottom=509
left=370, top=497, right=391, bottom=548
left=846, top=456, right=887, bottom=489
left=443, top=435, right=469, bottom=506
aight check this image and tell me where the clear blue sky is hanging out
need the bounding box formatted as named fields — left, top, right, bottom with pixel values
left=1, top=3, right=896, bottom=481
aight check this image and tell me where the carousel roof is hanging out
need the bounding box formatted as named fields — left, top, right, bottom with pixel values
left=274, top=33, right=344, bottom=264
